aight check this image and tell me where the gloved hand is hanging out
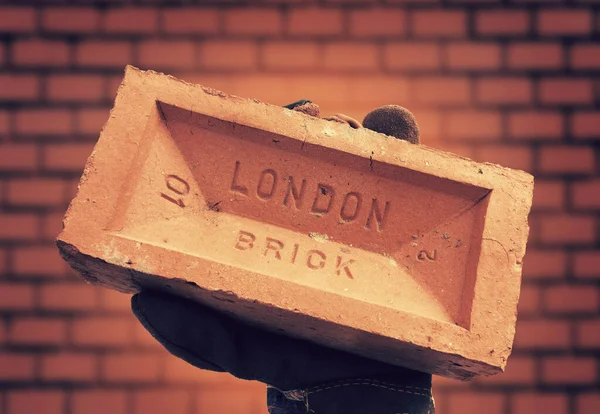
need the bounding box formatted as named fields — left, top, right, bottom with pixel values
left=132, top=102, right=433, bottom=414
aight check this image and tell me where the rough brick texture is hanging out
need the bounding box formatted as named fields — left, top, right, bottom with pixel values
left=0, top=1, right=597, bottom=414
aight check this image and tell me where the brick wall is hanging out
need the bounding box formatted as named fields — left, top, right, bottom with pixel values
left=0, top=1, right=598, bottom=413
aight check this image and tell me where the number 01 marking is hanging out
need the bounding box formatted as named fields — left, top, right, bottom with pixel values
left=160, top=175, right=190, bottom=208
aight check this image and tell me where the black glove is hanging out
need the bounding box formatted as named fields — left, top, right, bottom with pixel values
left=132, top=291, right=435, bottom=414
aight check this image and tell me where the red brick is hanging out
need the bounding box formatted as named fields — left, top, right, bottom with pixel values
left=47, top=75, right=104, bottom=103
left=0, top=214, right=38, bottom=241
left=9, top=317, right=67, bottom=345
left=0, top=144, right=37, bottom=171
left=262, top=42, right=319, bottom=70
left=540, top=78, right=594, bottom=104
left=349, top=8, right=406, bottom=36
left=13, top=39, right=70, bottom=67
left=532, top=180, right=565, bottom=210
left=508, top=111, right=563, bottom=140
left=540, top=214, right=596, bottom=245
left=0, top=110, right=8, bottom=135
left=102, top=353, right=161, bottom=382
left=72, top=391, right=128, bottom=414
left=100, top=288, right=131, bottom=312
left=577, top=394, right=600, bottom=414
left=576, top=319, right=600, bottom=347
left=571, top=45, right=600, bottom=69
left=514, top=320, right=570, bottom=349
left=163, top=8, right=220, bottom=34
left=41, top=352, right=97, bottom=381
left=138, top=41, right=195, bottom=70
left=413, top=77, right=470, bottom=104
left=447, top=392, right=504, bottom=414
left=199, top=41, right=257, bottom=70
left=475, top=356, right=535, bottom=385
left=476, top=77, right=533, bottom=104
left=194, top=388, right=264, bottom=414
left=7, top=178, right=65, bottom=207
left=538, top=10, right=592, bottom=35
left=545, top=285, right=599, bottom=314
left=104, top=8, right=157, bottom=34
left=517, top=285, right=541, bottom=315
left=42, top=8, right=100, bottom=33
left=288, top=8, right=343, bottom=35
left=0, top=7, right=36, bottom=32
left=165, top=357, right=236, bottom=383
left=224, top=8, right=282, bottom=35
left=78, top=108, right=110, bottom=135
left=42, top=212, right=64, bottom=242
left=15, top=109, right=73, bottom=136
left=512, top=393, right=567, bottom=414
left=72, top=316, right=132, bottom=346
left=542, top=357, right=596, bottom=384
left=133, top=390, right=191, bottom=414
left=475, top=10, right=529, bottom=35
left=572, top=111, right=600, bottom=139
left=40, top=283, right=99, bottom=311
left=573, top=179, right=600, bottom=209
left=447, top=43, right=501, bottom=70
left=13, top=246, right=67, bottom=277
left=323, top=43, right=378, bottom=71
left=476, top=146, right=533, bottom=171
left=0, top=353, right=35, bottom=380
left=539, top=146, right=595, bottom=174
left=412, top=10, right=466, bottom=37
left=133, top=315, right=164, bottom=349
left=446, top=111, right=501, bottom=141
left=384, top=42, right=441, bottom=70
left=7, top=391, right=65, bottom=414
left=0, top=319, right=5, bottom=344
left=76, top=41, right=132, bottom=68
left=508, top=43, right=562, bottom=69
left=0, top=74, right=40, bottom=101
left=43, top=143, right=94, bottom=172
left=574, top=251, right=600, bottom=278
left=0, top=248, right=5, bottom=276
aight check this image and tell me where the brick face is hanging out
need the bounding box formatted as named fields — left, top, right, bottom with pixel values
left=0, top=3, right=599, bottom=414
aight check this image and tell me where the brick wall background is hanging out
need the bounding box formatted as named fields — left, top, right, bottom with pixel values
left=0, top=0, right=599, bottom=413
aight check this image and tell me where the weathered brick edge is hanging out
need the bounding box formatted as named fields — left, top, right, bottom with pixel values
left=56, top=66, right=534, bottom=380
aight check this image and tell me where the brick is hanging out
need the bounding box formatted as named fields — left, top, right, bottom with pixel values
left=76, top=41, right=132, bottom=68
left=47, top=75, right=104, bottom=103
left=517, top=285, right=540, bottom=315
left=13, top=40, right=70, bottom=67
left=0, top=7, right=36, bottom=32
left=102, top=353, right=161, bottom=382
left=199, top=41, right=257, bottom=70
left=194, top=388, right=264, bottom=414
left=512, top=394, right=567, bottom=414
left=475, top=356, right=535, bottom=385
left=9, top=317, right=67, bottom=345
left=41, top=352, right=96, bottom=381
left=78, top=108, right=110, bottom=135
left=545, top=285, right=599, bottom=313
left=13, top=246, right=67, bottom=277
left=104, top=8, right=157, bottom=33
left=542, top=357, right=596, bottom=384
left=0, top=353, right=35, bottom=380
left=577, top=394, right=600, bottom=414
left=477, top=146, right=533, bottom=171
left=571, top=45, right=600, bottom=69
left=573, top=179, right=600, bottom=209
left=72, top=391, right=127, bottom=414
left=0, top=144, right=37, bottom=172
left=262, top=42, right=319, bottom=70
left=0, top=74, right=40, bottom=101
left=133, top=316, right=164, bottom=349
left=138, top=41, right=195, bottom=70
left=165, top=356, right=235, bottom=383
left=7, top=178, right=65, bottom=207
left=0, top=319, right=5, bottom=344
left=572, top=111, right=600, bottom=139
left=57, top=67, right=534, bottom=380
left=163, top=8, right=220, bottom=34
left=539, top=78, right=594, bottom=105
left=476, top=77, right=533, bottom=104
left=446, top=111, right=502, bottom=141
left=40, top=283, right=99, bottom=311
left=133, top=390, right=191, bottom=414
left=384, top=42, right=441, bottom=70
left=539, top=146, right=595, bottom=174
left=15, top=109, right=74, bottom=136
left=576, top=319, right=600, bottom=347
left=43, top=8, right=100, bottom=33
left=100, top=288, right=131, bottom=312
left=475, top=10, right=529, bottom=35
left=224, top=8, right=282, bottom=35
left=288, top=8, right=343, bottom=35
left=323, top=43, right=378, bottom=71
left=514, top=320, right=570, bottom=349
left=538, top=10, right=592, bottom=35
left=508, top=43, right=562, bottom=69
left=348, top=76, right=410, bottom=105
left=42, top=212, right=64, bottom=242
left=447, top=393, right=504, bottom=414
left=0, top=110, right=8, bottom=135
left=447, top=43, right=501, bottom=70
left=72, top=316, right=132, bottom=346
left=508, top=111, right=563, bottom=140
left=413, top=77, right=470, bottom=105
left=412, top=11, right=466, bottom=37
left=43, top=143, right=94, bottom=172
left=7, top=391, right=65, bottom=414
left=0, top=214, right=38, bottom=241
left=349, top=8, right=406, bottom=37
left=540, top=214, right=596, bottom=245
left=574, top=251, right=600, bottom=278
left=531, top=180, right=565, bottom=210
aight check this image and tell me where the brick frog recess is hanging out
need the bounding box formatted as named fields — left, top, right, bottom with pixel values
left=56, top=66, right=534, bottom=380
